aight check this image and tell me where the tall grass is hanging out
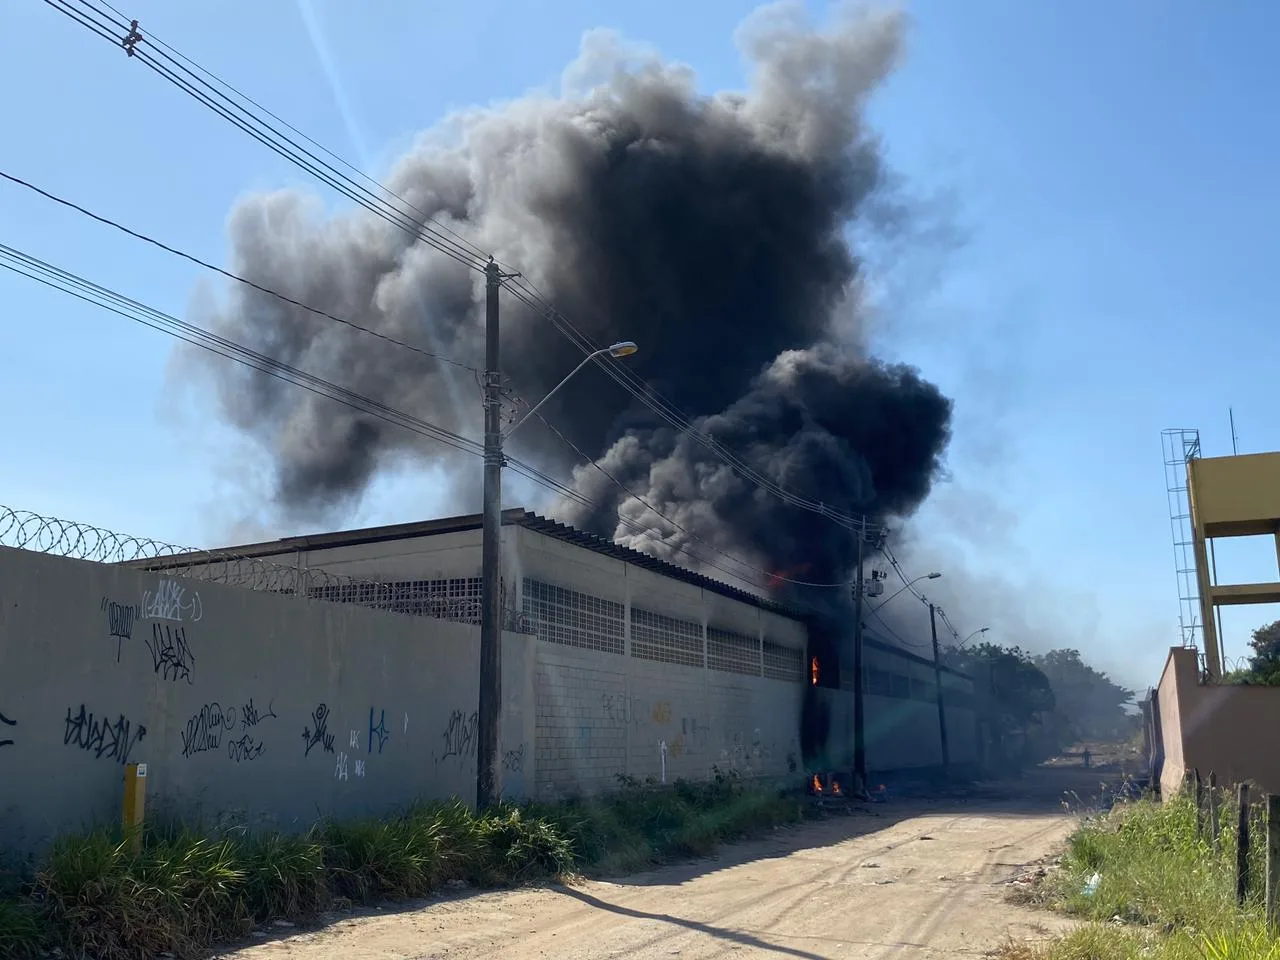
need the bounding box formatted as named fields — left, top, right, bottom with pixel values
left=0, top=771, right=802, bottom=960
left=1005, top=785, right=1280, bottom=960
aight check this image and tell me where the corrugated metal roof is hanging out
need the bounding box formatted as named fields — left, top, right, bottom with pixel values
left=122, top=507, right=803, bottom=618
left=509, top=510, right=807, bottom=617
left=124, top=507, right=967, bottom=677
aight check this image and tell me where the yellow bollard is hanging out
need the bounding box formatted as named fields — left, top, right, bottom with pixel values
left=122, top=762, right=147, bottom=854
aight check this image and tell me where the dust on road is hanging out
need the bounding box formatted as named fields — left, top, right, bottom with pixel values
left=216, top=768, right=1101, bottom=960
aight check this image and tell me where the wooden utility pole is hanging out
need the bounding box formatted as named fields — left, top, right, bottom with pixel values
left=929, top=602, right=950, bottom=776
left=1194, top=769, right=1205, bottom=838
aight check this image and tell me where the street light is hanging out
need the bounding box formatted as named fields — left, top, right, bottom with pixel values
left=477, top=266, right=637, bottom=811
left=959, top=626, right=990, bottom=647
left=869, top=572, right=941, bottom=612
left=503, top=342, right=639, bottom=440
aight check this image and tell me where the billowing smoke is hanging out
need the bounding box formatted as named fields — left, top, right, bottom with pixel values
left=191, top=1, right=953, bottom=595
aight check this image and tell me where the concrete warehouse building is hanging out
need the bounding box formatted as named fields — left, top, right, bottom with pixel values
left=138, top=509, right=978, bottom=797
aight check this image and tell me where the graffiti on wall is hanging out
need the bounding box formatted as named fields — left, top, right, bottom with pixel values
left=227, top=735, right=266, bottom=763
left=368, top=707, right=390, bottom=755
left=240, top=698, right=277, bottom=729
left=0, top=710, right=15, bottom=749
left=145, top=623, right=196, bottom=684
left=437, top=709, right=477, bottom=764
left=180, top=703, right=235, bottom=758
left=601, top=693, right=625, bottom=724
left=141, top=578, right=202, bottom=623
left=502, top=743, right=526, bottom=773
left=64, top=704, right=146, bottom=765
left=335, top=751, right=349, bottom=781
left=100, top=597, right=140, bottom=663
left=181, top=698, right=276, bottom=762
left=302, top=704, right=335, bottom=757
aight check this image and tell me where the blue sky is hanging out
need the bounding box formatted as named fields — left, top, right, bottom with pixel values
left=3, top=0, right=1278, bottom=689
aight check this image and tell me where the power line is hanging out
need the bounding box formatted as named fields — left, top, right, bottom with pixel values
left=865, top=604, right=930, bottom=651
left=95, top=0, right=496, bottom=269
left=526, top=408, right=855, bottom=589
left=43, top=0, right=490, bottom=275
left=0, top=238, right=785, bottom=595
left=0, top=242, right=486, bottom=459
left=0, top=169, right=481, bottom=374
left=0, top=159, right=853, bottom=593
left=42, top=0, right=957, bottom=630
left=42, top=0, right=888, bottom=544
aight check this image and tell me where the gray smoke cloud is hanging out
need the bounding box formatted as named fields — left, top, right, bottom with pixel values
left=192, top=1, right=953, bottom=591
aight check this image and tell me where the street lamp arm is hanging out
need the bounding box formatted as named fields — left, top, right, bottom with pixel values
left=503, top=342, right=638, bottom=441
left=870, top=571, right=942, bottom=613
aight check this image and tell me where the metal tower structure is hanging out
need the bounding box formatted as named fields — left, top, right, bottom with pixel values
left=1162, top=428, right=1203, bottom=650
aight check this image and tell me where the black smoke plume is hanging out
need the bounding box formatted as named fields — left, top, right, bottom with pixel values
left=191, top=2, right=953, bottom=596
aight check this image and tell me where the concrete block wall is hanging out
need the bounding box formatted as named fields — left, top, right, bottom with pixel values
left=514, top=525, right=805, bottom=799
left=0, top=547, right=534, bottom=855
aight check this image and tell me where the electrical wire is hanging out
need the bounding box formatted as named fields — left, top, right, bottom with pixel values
left=0, top=238, right=788, bottom=596
left=525, top=409, right=855, bottom=589
left=95, top=0, right=496, bottom=269
left=0, top=156, right=854, bottom=593
left=42, top=0, right=958, bottom=627
left=0, top=242, right=486, bottom=459
left=0, top=169, right=481, bottom=374
left=42, top=0, right=489, bottom=275
left=865, top=604, right=930, bottom=651
left=41, top=0, right=888, bottom=544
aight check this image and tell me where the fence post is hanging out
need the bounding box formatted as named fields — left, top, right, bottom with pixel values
left=1194, top=768, right=1205, bottom=838
left=1209, top=771, right=1221, bottom=850
left=1237, top=782, right=1251, bottom=905
left=1268, top=795, right=1280, bottom=929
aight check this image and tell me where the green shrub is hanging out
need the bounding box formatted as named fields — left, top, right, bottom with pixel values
left=1021, top=784, right=1280, bottom=960
left=0, top=898, right=46, bottom=959
left=0, top=777, right=800, bottom=959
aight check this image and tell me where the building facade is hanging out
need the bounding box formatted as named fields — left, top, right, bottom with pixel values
left=140, top=509, right=976, bottom=796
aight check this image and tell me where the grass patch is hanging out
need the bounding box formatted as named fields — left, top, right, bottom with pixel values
left=0, top=770, right=802, bottom=959
left=994, top=921, right=1280, bottom=960
left=1005, top=785, right=1280, bottom=960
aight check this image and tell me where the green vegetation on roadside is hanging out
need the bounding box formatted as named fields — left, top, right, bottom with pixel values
left=944, top=643, right=1139, bottom=774
left=0, top=770, right=803, bottom=960
left=1224, top=619, right=1280, bottom=686
left=1004, top=788, right=1280, bottom=960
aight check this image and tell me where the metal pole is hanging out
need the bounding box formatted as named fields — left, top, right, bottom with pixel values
left=852, top=527, right=866, bottom=791
left=930, top=602, right=950, bottom=777
left=477, top=258, right=503, bottom=811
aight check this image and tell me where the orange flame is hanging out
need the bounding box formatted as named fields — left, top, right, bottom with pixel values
left=767, top=562, right=813, bottom=590
left=810, top=657, right=820, bottom=686
left=811, top=774, right=823, bottom=794
left=832, top=780, right=843, bottom=796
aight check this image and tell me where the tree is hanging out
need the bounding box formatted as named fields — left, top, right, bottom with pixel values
left=1232, top=619, right=1280, bottom=685
left=1031, top=649, right=1135, bottom=744
left=944, top=643, right=1056, bottom=771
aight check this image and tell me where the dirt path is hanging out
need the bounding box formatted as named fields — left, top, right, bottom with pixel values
left=216, top=780, right=1089, bottom=960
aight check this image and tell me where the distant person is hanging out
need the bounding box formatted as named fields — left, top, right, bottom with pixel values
left=1082, top=748, right=1092, bottom=769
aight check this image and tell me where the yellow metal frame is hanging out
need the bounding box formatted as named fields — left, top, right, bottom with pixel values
left=1186, top=452, right=1280, bottom=679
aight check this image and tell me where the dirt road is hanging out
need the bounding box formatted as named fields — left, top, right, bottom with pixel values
left=218, top=770, right=1100, bottom=959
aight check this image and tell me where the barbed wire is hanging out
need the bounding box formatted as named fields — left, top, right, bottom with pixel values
left=0, top=505, right=530, bottom=632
